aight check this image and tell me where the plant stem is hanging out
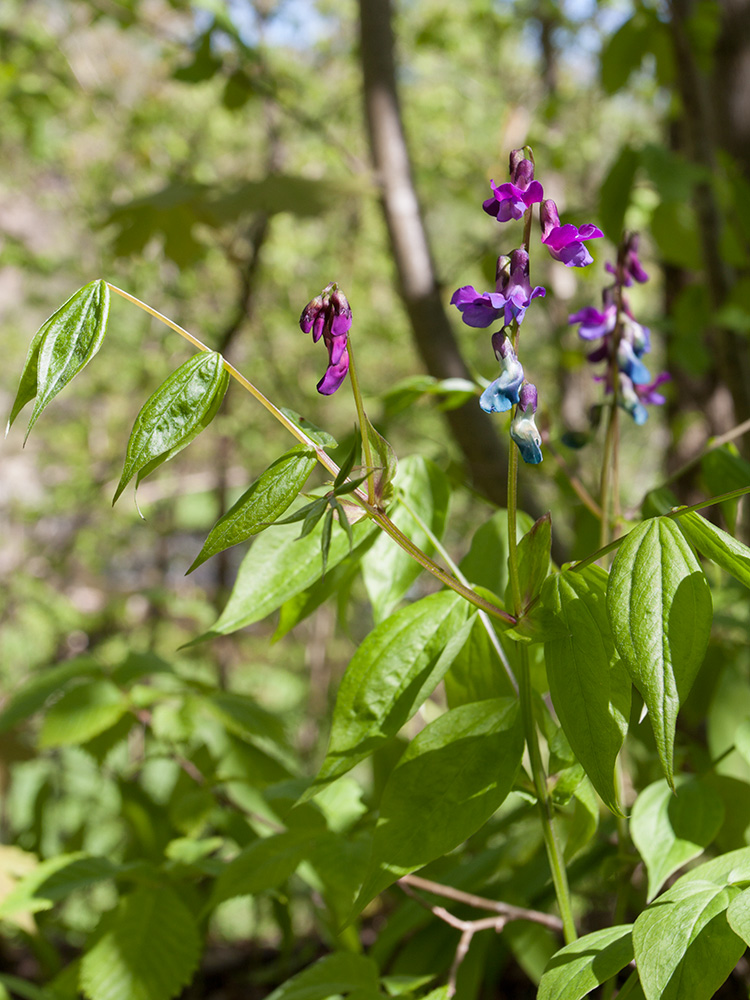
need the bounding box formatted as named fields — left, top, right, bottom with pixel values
left=346, top=337, right=376, bottom=506
left=106, top=283, right=517, bottom=626
left=507, top=424, right=576, bottom=943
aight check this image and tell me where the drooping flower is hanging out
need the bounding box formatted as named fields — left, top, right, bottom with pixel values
left=483, top=148, right=544, bottom=222
left=479, top=331, right=525, bottom=413
left=540, top=200, right=603, bottom=267
left=510, top=382, right=543, bottom=464
left=605, top=232, right=649, bottom=286
left=451, top=250, right=545, bottom=329
left=300, top=282, right=352, bottom=395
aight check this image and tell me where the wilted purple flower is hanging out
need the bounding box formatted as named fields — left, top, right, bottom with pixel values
left=479, top=331, right=525, bottom=413
left=605, top=233, right=649, bottom=286
left=540, top=200, right=603, bottom=267
left=510, top=382, right=543, bottom=464
left=451, top=250, right=545, bottom=329
left=483, top=149, right=544, bottom=222
left=300, top=282, right=352, bottom=395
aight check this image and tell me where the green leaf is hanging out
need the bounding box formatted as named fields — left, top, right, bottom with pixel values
left=0, top=658, right=102, bottom=732
left=677, top=509, right=750, bottom=589
left=598, top=145, right=639, bottom=241
left=444, top=614, right=516, bottom=707
left=459, top=508, right=534, bottom=598
left=188, top=446, right=317, bottom=572
left=303, top=592, right=470, bottom=799
left=264, top=953, right=381, bottom=1000
left=113, top=351, right=229, bottom=506
left=9, top=280, right=110, bottom=438
left=364, top=415, right=398, bottom=508
left=538, top=924, right=634, bottom=1000
left=606, top=518, right=712, bottom=787
left=278, top=408, right=337, bottom=447
left=600, top=14, right=650, bottom=94
left=726, top=886, right=750, bottom=945
left=630, top=777, right=725, bottom=901
left=207, top=831, right=312, bottom=910
left=39, top=680, right=128, bottom=748
left=362, top=456, right=448, bottom=621
left=632, top=880, right=744, bottom=1000
left=543, top=566, right=631, bottom=814
left=0, top=852, right=89, bottom=919
left=79, top=887, right=201, bottom=1000
left=701, top=445, right=750, bottom=531
left=191, top=515, right=375, bottom=643
left=506, top=512, right=551, bottom=610
left=355, top=698, right=523, bottom=910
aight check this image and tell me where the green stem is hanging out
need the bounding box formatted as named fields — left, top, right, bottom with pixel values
left=346, top=337, right=376, bottom=507
left=107, top=283, right=517, bottom=626
left=507, top=423, right=576, bottom=943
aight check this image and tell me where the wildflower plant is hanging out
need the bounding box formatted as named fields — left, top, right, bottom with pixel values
left=7, top=147, right=750, bottom=1000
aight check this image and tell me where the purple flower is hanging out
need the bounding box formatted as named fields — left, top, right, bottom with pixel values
left=569, top=303, right=617, bottom=341
left=510, top=382, right=543, bottom=464
left=479, top=331, right=525, bottom=413
left=540, top=200, right=603, bottom=267
left=483, top=149, right=544, bottom=222
left=451, top=249, right=545, bottom=329
left=605, top=233, right=649, bottom=286
left=636, top=372, right=670, bottom=406
left=300, top=282, right=352, bottom=395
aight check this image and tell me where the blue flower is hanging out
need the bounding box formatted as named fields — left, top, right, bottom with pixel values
left=510, top=382, right=542, bottom=464
left=479, top=331, right=524, bottom=413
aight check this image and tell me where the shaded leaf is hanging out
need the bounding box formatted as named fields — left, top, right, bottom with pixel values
left=355, top=698, right=523, bottom=909
left=207, top=832, right=312, bottom=910
left=79, top=887, right=201, bottom=1000
left=459, top=508, right=534, bottom=598
left=444, top=614, right=516, bottom=707
left=606, top=518, right=712, bottom=786
left=265, top=953, right=381, bottom=1000
left=39, top=680, right=127, bottom=748
left=0, top=658, right=102, bottom=733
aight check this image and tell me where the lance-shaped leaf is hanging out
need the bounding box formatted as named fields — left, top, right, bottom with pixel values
left=354, top=698, right=523, bottom=911
left=633, top=879, right=743, bottom=1000
left=677, top=510, right=750, bottom=590
left=9, top=280, right=110, bottom=438
left=302, top=592, right=470, bottom=801
left=191, top=515, right=376, bottom=644
left=113, top=351, right=229, bottom=506
left=505, top=512, right=552, bottom=611
left=188, top=446, right=317, bottom=572
left=364, top=414, right=397, bottom=508
left=606, top=517, right=712, bottom=787
left=543, top=565, right=631, bottom=814
left=538, top=925, right=634, bottom=1000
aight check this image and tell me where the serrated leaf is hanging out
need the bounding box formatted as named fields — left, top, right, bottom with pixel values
left=362, top=456, right=450, bottom=622
left=191, top=515, right=375, bottom=643
left=631, top=777, right=724, bottom=901
left=113, top=351, right=229, bottom=506
left=677, top=509, right=750, bottom=589
left=355, top=698, right=523, bottom=910
left=538, top=924, right=634, bottom=1000
left=188, top=446, right=317, bottom=572
left=9, top=280, right=110, bottom=438
left=632, top=880, right=743, bottom=1000
left=543, top=566, right=631, bottom=814
left=207, top=831, right=312, bottom=910
left=303, top=592, right=470, bottom=800
left=265, top=953, right=381, bottom=1000
left=606, top=518, right=712, bottom=786
left=39, top=680, right=127, bottom=748
left=79, top=887, right=201, bottom=1000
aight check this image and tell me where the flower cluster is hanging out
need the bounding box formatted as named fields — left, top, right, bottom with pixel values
left=569, top=233, right=669, bottom=425
left=452, top=147, right=602, bottom=464
left=299, top=282, right=352, bottom=395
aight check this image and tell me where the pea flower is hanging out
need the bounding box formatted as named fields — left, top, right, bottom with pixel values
left=605, top=232, right=649, bottom=286
left=299, top=282, right=352, bottom=395
left=451, top=250, right=545, bottom=329
left=479, top=331, right=525, bottom=413
left=540, top=200, right=603, bottom=267
left=510, top=382, right=543, bottom=464
left=483, top=149, right=544, bottom=222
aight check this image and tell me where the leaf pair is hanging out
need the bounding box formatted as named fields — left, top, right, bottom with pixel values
left=8, top=280, right=110, bottom=440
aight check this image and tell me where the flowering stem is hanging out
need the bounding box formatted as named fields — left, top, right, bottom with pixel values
left=507, top=416, right=576, bottom=943
left=599, top=254, right=626, bottom=549
left=107, top=283, right=517, bottom=627
left=345, top=337, right=376, bottom=507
